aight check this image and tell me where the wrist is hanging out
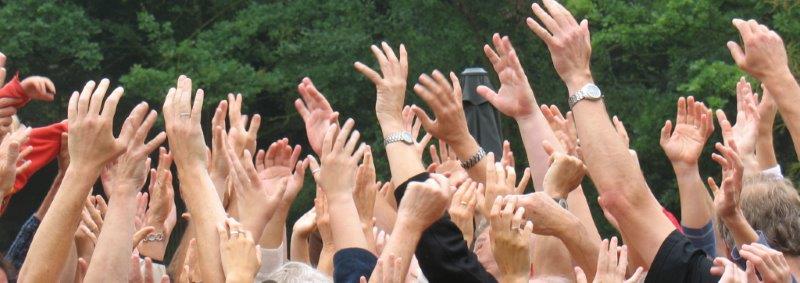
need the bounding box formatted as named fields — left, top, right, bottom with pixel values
left=225, top=272, right=254, bottom=283
left=565, top=74, right=595, bottom=97
left=395, top=215, right=428, bottom=236
left=378, top=118, right=404, bottom=137
left=554, top=214, right=581, bottom=239
left=720, top=209, right=747, bottom=225
left=671, top=162, right=699, bottom=175
left=760, top=66, right=794, bottom=85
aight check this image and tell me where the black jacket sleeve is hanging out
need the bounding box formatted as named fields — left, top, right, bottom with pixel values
left=394, top=172, right=497, bottom=283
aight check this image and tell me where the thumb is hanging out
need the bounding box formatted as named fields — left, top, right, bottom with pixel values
left=410, top=105, right=435, bottom=132
left=6, top=141, right=19, bottom=168
left=727, top=41, right=746, bottom=66
left=476, top=86, right=499, bottom=105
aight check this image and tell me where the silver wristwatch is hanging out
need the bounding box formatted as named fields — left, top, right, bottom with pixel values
left=383, top=132, right=414, bottom=146
left=554, top=198, right=568, bottom=209
left=568, top=83, right=603, bottom=109
left=460, top=147, right=486, bottom=170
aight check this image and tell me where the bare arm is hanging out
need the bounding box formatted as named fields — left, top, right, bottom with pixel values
left=354, top=43, right=427, bottom=185
left=373, top=176, right=450, bottom=283
left=527, top=0, right=675, bottom=267
left=756, top=87, right=779, bottom=171
left=727, top=19, right=800, bottom=161
left=163, top=75, right=226, bottom=283
left=660, top=96, right=715, bottom=229
left=20, top=80, right=143, bottom=282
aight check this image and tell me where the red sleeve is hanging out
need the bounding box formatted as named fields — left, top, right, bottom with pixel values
left=0, top=74, right=30, bottom=108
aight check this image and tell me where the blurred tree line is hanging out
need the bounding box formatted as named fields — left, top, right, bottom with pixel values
left=0, top=0, right=798, bottom=254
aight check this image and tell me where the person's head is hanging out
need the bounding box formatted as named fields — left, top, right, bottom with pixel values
left=718, top=175, right=800, bottom=256
left=264, top=262, right=331, bottom=283
left=473, top=227, right=499, bottom=278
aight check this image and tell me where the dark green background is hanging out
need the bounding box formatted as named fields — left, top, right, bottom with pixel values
left=1, top=0, right=799, bottom=259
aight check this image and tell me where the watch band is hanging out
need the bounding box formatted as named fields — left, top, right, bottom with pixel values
left=460, top=147, right=486, bottom=170
left=383, top=132, right=412, bottom=146
left=568, top=92, right=584, bottom=109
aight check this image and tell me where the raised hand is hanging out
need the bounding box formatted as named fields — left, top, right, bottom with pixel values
left=660, top=96, right=714, bottom=166
left=527, top=0, right=593, bottom=91
left=0, top=127, right=31, bottom=196
left=224, top=134, right=286, bottom=240
left=402, top=105, right=432, bottom=159
left=354, top=147, right=379, bottom=225
left=508, top=192, right=576, bottom=237
left=354, top=42, right=408, bottom=128
left=208, top=100, right=229, bottom=199
left=575, top=237, right=645, bottom=283
left=708, top=142, right=744, bottom=221
left=139, top=148, right=176, bottom=260
left=727, top=19, right=790, bottom=81
left=319, top=119, right=366, bottom=197
left=100, top=105, right=165, bottom=199
left=21, top=76, right=56, bottom=101
left=739, top=243, right=792, bottom=283
left=75, top=196, right=106, bottom=262
left=367, top=254, right=404, bottom=283
left=68, top=79, right=146, bottom=170
left=542, top=141, right=586, bottom=199
left=488, top=197, right=533, bottom=283
left=711, top=257, right=748, bottom=283
left=482, top=153, right=531, bottom=216
left=256, top=138, right=305, bottom=213
left=397, top=174, right=452, bottom=233
left=411, top=71, right=471, bottom=145
left=295, top=78, right=340, bottom=156
left=218, top=218, right=261, bottom=283
left=226, top=93, right=261, bottom=156
left=541, top=105, right=579, bottom=156
left=162, top=75, right=207, bottom=169
left=427, top=140, right=468, bottom=185
left=448, top=179, right=479, bottom=245
left=477, top=34, right=537, bottom=120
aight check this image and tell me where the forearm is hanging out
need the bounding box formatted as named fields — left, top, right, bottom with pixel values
left=289, top=232, right=310, bottom=264
left=137, top=229, right=169, bottom=261
left=673, top=164, right=713, bottom=228
left=259, top=210, right=288, bottom=249
left=723, top=213, right=759, bottom=249
left=84, top=194, right=138, bottom=283
left=449, top=137, right=488, bottom=183
left=20, top=166, right=98, bottom=282
left=532, top=235, right=574, bottom=279
left=373, top=197, right=397, bottom=233
left=35, top=170, right=64, bottom=219
left=379, top=222, right=422, bottom=279
left=567, top=187, right=602, bottom=244
left=380, top=119, right=426, bottom=186
left=763, top=71, right=800, bottom=159
left=317, top=245, right=335, bottom=276
left=326, top=194, right=369, bottom=251
left=516, top=112, right=560, bottom=191
left=178, top=166, right=226, bottom=283
left=756, top=122, right=778, bottom=170
left=557, top=220, right=599, bottom=282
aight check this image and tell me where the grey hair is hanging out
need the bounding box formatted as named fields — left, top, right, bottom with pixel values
left=262, top=262, right=331, bottom=283
left=717, top=174, right=800, bottom=256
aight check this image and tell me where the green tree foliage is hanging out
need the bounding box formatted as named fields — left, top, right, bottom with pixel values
left=0, top=0, right=798, bottom=247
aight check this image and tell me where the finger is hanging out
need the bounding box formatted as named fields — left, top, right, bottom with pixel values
left=411, top=105, right=435, bottom=133
left=353, top=62, right=382, bottom=84
left=516, top=167, right=531, bottom=194
left=88, top=79, right=110, bottom=116
left=660, top=120, right=673, bottom=146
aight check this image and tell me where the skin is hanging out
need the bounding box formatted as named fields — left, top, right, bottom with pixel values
left=218, top=218, right=262, bottom=283
left=0, top=127, right=31, bottom=198
left=290, top=207, right=316, bottom=265
left=256, top=138, right=307, bottom=250
left=478, top=31, right=601, bottom=250
left=708, top=142, right=759, bottom=250
left=85, top=103, right=164, bottom=283
left=372, top=175, right=451, bottom=283
left=526, top=0, right=676, bottom=268
left=163, top=75, right=226, bottom=283
left=660, top=96, right=715, bottom=229
left=727, top=19, right=800, bottom=162
left=489, top=197, right=533, bottom=283
left=20, top=79, right=145, bottom=282
left=318, top=119, right=369, bottom=251
left=355, top=43, right=427, bottom=186
left=755, top=87, right=779, bottom=171
left=138, top=148, right=177, bottom=261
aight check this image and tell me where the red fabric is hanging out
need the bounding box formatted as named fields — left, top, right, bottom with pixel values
left=0, top=74, right=30, bottom=108
left=662, top=206, right=684, bottom=234
left=11, top=121, right=68, bottom=193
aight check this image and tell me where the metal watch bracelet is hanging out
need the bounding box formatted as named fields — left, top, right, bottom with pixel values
left=460, top=147, right=486, bottom=170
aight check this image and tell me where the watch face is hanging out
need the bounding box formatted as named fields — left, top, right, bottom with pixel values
left=400, top=132, right=414, bottom=143
left=585, top=84, right=602, bottom=99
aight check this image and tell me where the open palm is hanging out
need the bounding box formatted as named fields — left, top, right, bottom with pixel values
left=660, top=96, right=713, bottom=166
left=477, top=34, right=536, bottom=119
left=295, top=78, right=339, bottom=156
